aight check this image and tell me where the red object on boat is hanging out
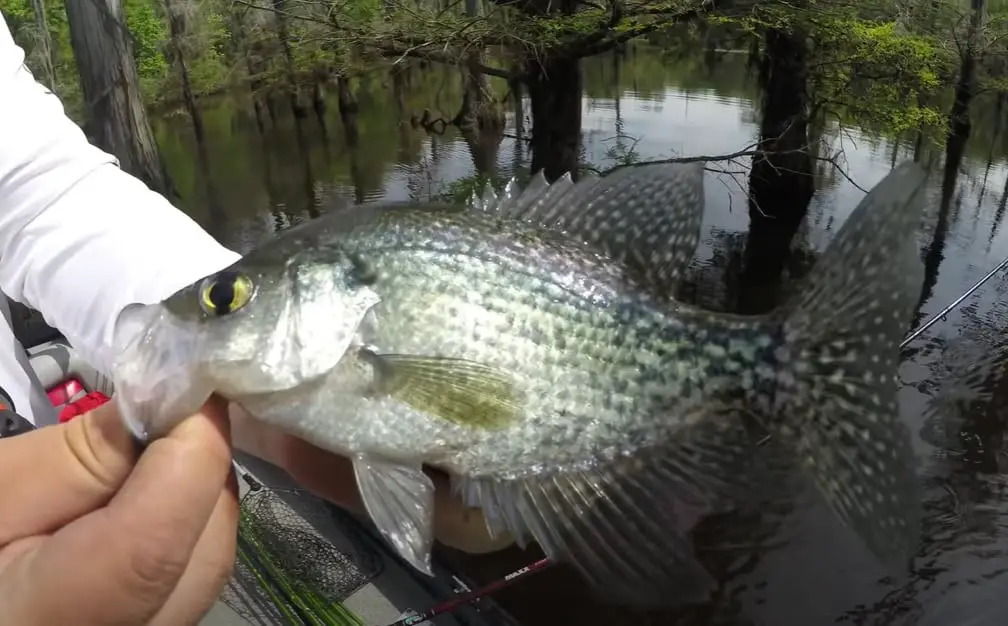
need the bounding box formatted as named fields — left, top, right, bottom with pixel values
left=57, top=391, right=111, bottom=423
left=48, top=376, right=111, bottom=423
left=47, top=378, right=84, bottom=407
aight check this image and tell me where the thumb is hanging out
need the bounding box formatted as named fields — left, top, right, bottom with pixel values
left=0, top=401, right=139, bottom=545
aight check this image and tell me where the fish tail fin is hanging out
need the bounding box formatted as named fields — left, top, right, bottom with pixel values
left=768, top=161, right=930, bottom=569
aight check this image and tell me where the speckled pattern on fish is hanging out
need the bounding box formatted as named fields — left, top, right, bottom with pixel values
left=113, top=161, right=931, bottom=610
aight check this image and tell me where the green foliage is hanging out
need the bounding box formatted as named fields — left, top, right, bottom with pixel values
left=709, top=1, right=956, bottom=137
left=0, top=0, right=31, bottom=27
left=124, top=0, right=168, bottom=84
left=810, top=18, right=950, bottom=134
left=1, top=0, right=1008, bottom=147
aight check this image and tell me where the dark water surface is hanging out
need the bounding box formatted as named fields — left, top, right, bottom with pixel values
left=156, top=45, right=1008, bottom=626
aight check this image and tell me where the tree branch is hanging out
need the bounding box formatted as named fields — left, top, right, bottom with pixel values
left=553, top=0, right=712, bottom=60
left=377, top=43, right=514, bottom=79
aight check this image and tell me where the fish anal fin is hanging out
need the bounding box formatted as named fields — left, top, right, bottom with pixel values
left=455, top=416, right=773, bottom=608
left=352, top=456, right=435, bottom=575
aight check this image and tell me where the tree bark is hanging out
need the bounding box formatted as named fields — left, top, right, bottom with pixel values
left=337, top=75, right=359, bottom=145
left=226, top=6, right=270, bottom=133
left=162, top=0, right=206, bottom=148
left=29, top=0, right=57, bottom=88
left=521, top=0, right=583, bottom=181
left=64, top=0, right=175, bottom=197
left=739, top=25, right=814, bottom=314
left=527, top=54, right=582, bottom=181
left=270, top=0, right=305, bottom=117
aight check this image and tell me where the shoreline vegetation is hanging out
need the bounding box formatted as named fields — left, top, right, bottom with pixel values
left=3, top=1, right=1007, bottom=145
left=3, top=0, right=1008, bottom=313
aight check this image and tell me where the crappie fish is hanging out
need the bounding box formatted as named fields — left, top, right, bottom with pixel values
left=113, top=161, right=929, bottom=608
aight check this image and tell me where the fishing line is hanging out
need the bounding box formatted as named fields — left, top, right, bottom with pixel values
left=901, top=253, right=1008, bottom=349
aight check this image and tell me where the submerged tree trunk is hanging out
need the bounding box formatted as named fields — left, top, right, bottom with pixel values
left=455, top=58, right=505, bottom=175
left=64, top=0, right=174, bottom=197
left=337, top=76, right=359, bottom=145
left=293, top=116, right=320, bottom=219
left=228, top=7, right=270, bottom=133
left=527, top=54, right=582, bottom=181
left=29, top=0, right=57, bottom=88
left=454, top=0, right=505, bottom=169
left=311, top=70, right=327, bottom=132
left=270, top=0, right=305, bottom=117
left=509, top=74, right=524, bottom=139
left=913, top=0, right=985, bottom=324
left=947, top=0, right=985, bottom=144
left=162, top=0, right=224, bottom=231
left=739, top=25, right=814, bottom=314
left=521, top=0, right=583, bottom=181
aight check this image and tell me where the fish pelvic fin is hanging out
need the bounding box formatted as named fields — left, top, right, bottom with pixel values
left=454, top=414, right=776, bottom=608
left=353, top=456, right=436, bottom=575
left=769, top=161, right=929, bottom=571
left=471, top=162, right=706, bottom=294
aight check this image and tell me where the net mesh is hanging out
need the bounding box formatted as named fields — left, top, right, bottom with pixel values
left=220, top=484, right=384, bottom=625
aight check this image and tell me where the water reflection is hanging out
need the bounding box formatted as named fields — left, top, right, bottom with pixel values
left=155, top=44, right=1008, bottom=625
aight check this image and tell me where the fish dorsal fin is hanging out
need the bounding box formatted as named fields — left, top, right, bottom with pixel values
left=470, top=163, right=706, bottom=294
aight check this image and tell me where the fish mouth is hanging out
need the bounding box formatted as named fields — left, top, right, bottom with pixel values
left=110, top=303, right=309, bottom=432
left=111, top=302, right=215, bottom=439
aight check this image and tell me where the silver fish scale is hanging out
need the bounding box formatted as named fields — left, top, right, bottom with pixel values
left=137, top=160, right=932, bottom=608
left=309, top=209, right=779, bottom=479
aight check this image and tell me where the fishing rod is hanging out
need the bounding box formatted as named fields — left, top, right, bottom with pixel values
left=383, top=558, right=554, bottom=626
left=900, top=252, right=1008, bottom=349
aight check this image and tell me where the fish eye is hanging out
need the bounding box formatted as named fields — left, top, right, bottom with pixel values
left=199, top=270, right=254, bottom=316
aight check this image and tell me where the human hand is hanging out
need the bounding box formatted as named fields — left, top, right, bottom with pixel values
left=229, top=404, right=516, bottom=555
left=0, top=397, right=238, bottom=626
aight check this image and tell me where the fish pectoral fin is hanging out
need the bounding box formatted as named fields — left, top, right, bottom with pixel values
left=352, top=456, right=435, bottom=575
left=364, top=352, right=521, bottom=429
left=472, top=163, right=705, bottom=293
left=455, top=418, right=770, bottom=609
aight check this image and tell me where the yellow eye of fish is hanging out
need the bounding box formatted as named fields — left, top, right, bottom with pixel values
left=199, top=271, right=254, bottom=316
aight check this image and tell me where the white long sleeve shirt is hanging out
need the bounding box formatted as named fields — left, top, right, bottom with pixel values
left=0, top=14, right=241, bottom=426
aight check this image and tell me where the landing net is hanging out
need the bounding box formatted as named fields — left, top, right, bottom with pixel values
left=220, top=479, right=384, bottom=625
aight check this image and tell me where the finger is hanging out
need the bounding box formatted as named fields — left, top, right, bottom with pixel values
left=0, top=401, right=138, bottom=544
left=150, top=470, right=239, bottom=626
left=2, top=397, right=234, bottom=625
